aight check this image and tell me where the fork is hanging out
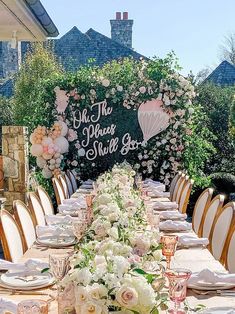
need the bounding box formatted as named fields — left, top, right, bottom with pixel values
left=192, top=289, right=235, bottom=296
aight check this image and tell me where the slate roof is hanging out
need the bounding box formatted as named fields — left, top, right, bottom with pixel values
left=24, top=0, right=59, bottom=37
left=0, top=79, right=13, bottom=97
left=204, top=61, right=235, bottom=86
left=53, top=26, right=144, bottom=71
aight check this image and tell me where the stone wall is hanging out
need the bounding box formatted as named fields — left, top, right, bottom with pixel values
left=2, top=126, right=29, bottom=212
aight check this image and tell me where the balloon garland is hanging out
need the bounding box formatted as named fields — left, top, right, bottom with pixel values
left=30, top=121, right=69, bottom=178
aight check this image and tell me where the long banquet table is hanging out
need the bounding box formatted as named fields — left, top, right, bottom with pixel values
left=1, top=229, right=235, bottom=313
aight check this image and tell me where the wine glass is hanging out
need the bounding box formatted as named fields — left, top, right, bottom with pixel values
left=160, top=235, right=178, bottom=269
left=72, top=221, right=86, bottom=241
left=17, top=299, right=48, bottom=314
left=49, top=254, right=70, bottom=284
left=165, top=268, right=191, bottom=314
left=151, top=212, right=160, bottom=231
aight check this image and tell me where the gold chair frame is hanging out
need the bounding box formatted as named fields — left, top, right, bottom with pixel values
left=0, top=209, right=25, bottom=261
left=209, top=201, right=235, bottom=263
left=36, top=186, right=55, bottom=215
left=27, top=192, right=46, bottom=226
left=199, top=194, right=225, bottom=238
left=52, top=177, right=65, bottom=206
left=192, top=188, right=214, bottom=235
left=13, top=200, right=35, bottom=252
left=179, top=178, right=194, bottom=214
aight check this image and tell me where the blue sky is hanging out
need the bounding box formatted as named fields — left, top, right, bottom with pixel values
left=41, top=0, right=235, bottom=75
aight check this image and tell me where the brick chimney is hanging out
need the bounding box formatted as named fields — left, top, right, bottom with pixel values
left=110, top=12, right=134, bottom=49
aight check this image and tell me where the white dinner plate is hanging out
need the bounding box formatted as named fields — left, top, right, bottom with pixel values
left=36, top=236, right=76, bottom=248
left=0, top=271, right=54, bottom=290
left=201, top=307, right=235, bottom=314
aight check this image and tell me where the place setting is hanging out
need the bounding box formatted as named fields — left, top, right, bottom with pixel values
left=0, top=259, right=54, bottom=292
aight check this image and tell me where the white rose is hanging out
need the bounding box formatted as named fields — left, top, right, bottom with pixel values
left=89, top=283, right=108, bottom=301
left=117, top=85, right=123, bottom=92
left=75, top=286, right=89, bottom=305
left=102, top=79, right=110, bottom=87
left=76, top=267, right=92, bottom=286
left=116, top=286, right=139, bottom=308
left=188, top=107, right=194, bottom=114
left=79, top=301, right=104, bottom=314
left=108, top=226, right=119, bottom=240
left=139, top=86, right=146, bottom=94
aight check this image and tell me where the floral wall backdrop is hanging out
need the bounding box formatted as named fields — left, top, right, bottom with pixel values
left=29, top=55, right=214, bottom=187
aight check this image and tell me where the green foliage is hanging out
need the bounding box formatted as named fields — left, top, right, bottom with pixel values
left=182, top=105, right=216, bottom=189
left=230, top=96, right=235, bottom=139
left=210, top=172, right=235, bottom=196
left=0, top=96, right=14, bottom=126
left=12, top=42, right=63, bottom=134
left=196, top=83, right=235, bottom=174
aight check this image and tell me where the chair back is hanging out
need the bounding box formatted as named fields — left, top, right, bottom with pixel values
left=0, top=209, right=24, bottom=262
left=172, top=173, right=185, bottom=202
left=37, top=186, right=54, bottom=215
left=209, top=202, right=235, bottom=261
left=178, top=178, right=194, bottom=214
left=201, top=194, right=224, bottom=238
left=52, top=177, right=65, bottom=205
left=67, top=170, right=78, bottom=193
left=169, top=172, right=182, bottom=201
left=192, top=188, right=213, bottom=235
left=27, top=192, right=46, bottom=226
left=65, top=173, right=74, bottom=197
left=58, top=175, right=69, bottom=199
left=13, top=200, right=36, bottom=251
left=175, top=174, right=188, bottom=204
left=221, top=202, right=235, bottom=272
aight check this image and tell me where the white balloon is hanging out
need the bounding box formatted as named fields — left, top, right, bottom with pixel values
left=49, top=164, right=55, bottom=170
left=42, top=137, right=53, bottom=146
left=54, top=137, right=69, bottom=154
left=30, top=144, right=43, bottom=157
left=42, top=167, right=52, bottom=179
left=49, top=159, right=56, bottom=165
left=42, top=152, right=53, bottom=160
left=54, top=152, right=61, bottom=159
left=36, top=156, right=47, bottom=169
left=58, top=121, right=68, bottom=137
left=56, top=158, right=61, bottom=164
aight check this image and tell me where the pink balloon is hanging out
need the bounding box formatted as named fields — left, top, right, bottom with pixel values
left=43, top=146, right=48, bottom=153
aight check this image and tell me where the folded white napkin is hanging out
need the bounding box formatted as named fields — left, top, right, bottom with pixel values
left=83, top=179, right=94, bottom=184
left=45, top=214, right=75, bottom=225
left=58, top=200, right=86, bottom=213
left=148, top=190, right=170, bottom=198
left=178, top=235, right=209, bottom=246
left=159, top=220, right=192, bottom=231
left=62, top=196, right=86, bottom=206
left=36, top=225, right=74, bottom=238
left=0, top=259, right=48, bottom=272
left=160, top=211, right=187, bottom=220
left=151, top=201, right=178, bottom=210
left=0, top=298, right=17, bottom=314
left=188, top=269, right=235, bottom=286
left=80, top=184, right=93, bottom=189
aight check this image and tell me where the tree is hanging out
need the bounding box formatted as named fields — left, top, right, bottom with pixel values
left=196, top=83, right=235, bottom=174
left=13, top=42, right=63, bottom=133
left=220, top=33, right=235, bottom=65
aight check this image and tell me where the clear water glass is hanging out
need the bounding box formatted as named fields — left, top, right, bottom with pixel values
left=165, top=268, right=191, bottom=314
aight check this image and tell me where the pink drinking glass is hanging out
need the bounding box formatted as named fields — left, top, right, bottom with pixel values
left=160, top=235, right=178, bottom=269
left=165, top=268, right=191, bottom=314
left=17, top=299, right=48, bottom=314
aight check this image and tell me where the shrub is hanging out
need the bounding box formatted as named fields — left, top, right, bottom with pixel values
left=210, top=172, right=235, bottom=198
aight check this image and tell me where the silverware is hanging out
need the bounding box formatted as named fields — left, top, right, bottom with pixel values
left=0, top=289, right=55, bottom=298
left=192, top=289, right=235, bottom=296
